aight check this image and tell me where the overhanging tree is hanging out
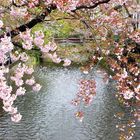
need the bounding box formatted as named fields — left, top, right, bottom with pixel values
left=0, top=2, right=139, bottom=139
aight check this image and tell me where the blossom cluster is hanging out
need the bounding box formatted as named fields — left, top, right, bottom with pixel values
left=0, top=60, right=42, bottom=122
left=10, top=6, right=28, bottom=18
left=20, top=29, right=71, bottom=66
left=0, top=35, right=14, bottom=64
left=0, top=21, right=72, bottom=122
left=45, top=0, right=79, bottom=12
left=0, top=24, right=42, bottom=122
left=129, top=31, right=140, bottom=44
left=72, top=79, right=96, bottom=121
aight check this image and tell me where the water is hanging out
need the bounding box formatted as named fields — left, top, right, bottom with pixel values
left=0, top=66, right=139, bottom=140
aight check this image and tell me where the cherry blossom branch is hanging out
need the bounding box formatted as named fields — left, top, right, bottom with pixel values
left=0, top=0, right=111, bottom=40
left=72, top=0, right=111, bottom=11
left=0, top=4, right=57, bottom=39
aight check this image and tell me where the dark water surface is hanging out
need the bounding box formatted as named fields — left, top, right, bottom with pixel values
left=0, top=66, right=139, bottom=140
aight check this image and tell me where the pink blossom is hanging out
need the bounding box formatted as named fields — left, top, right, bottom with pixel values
left=40, top=46, right=50, bottom=53
left=34, top=30, right=44, bottom=38
left=32, top=83, right=42, bottom=92
left=28, top=0, right=39, bottom=8
left=25, top=77, right=35, bottom=86
left=20, top=52, right=28, bottom=62
left=15, top=71, right=24, bottom=78
left=15, top=79, right=24, bottom=87
left=10, top=53, right=20, bottom=62
left=34, top=30, right=44, bottom=46
left=11, top=72, right=24, bottom=80
left=0, top=35, right=14, bottom=52
left=22, top=43, right=33, bottom=50
left=63, top=59, right=71, bottom=66
left=16, top=87, right=26, bottom=96
left=11, top=73, right=23, bottom=80
left=28, top=2, right=35, bottom=8
left=83, top=95, right=94, bottom=106
left=3, top=106, right=17, bottom=114
left=10, top=6, right=27, bottom=17
left=11, top=94, right=17, bottom=101
left=51, top=52, right=61, bottom=63
left=3, top=94, right=17, bottom=108
left=0, top=71, right=5, bottom=81
left=3, top=105, right=13, bottom=113
left=20, top=29, right=33, bottom=44
left=48, top=42, right=57, bottom=51
left=40, top=42, right=57, bottom=53
left=9, top=107, right=18, bottom=114
left=71, top=99, right=80, bottom=106
left=0, top=91, right=11, bottom=101
left=25, top=67, right=34, bottom=75
left=0, top=86, right=12, bottom=100
left=0, top=20, right=3, bottom=28
left=123, top=90, right=134, bottom=100
left=121, top=68, right=128, bottom=79
left=52, top=57, right=61, bottom=63
left=34, top=37, right=44, bottom=46
left=0, top=53, right=6, bottom=64
left=11, top=113, right=22, bottom=123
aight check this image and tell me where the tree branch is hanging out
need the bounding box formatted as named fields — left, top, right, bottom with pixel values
left=73, top=0, right=111, bottom=11
left=0, top=0, right=111, bottom=40
left=0, top=4, right=57, bottom=40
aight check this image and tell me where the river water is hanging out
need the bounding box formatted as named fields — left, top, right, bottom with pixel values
left=0, top=66, right=139, bottom=140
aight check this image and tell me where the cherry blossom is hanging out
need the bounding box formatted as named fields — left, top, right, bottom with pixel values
left=10, top=6, right=28, bottom=17
left=20, top=52, right=29, bottom=62
left=11, top=113, right=22, bottom=123
left=10, top=52, right=20, bottom=62
left=72, top=79, right=96, bottom=121
left=123, top=90, right=134, bottom=100
left=16, top=87, right=26, bottom=96
left=25, top=77, right=35, bottom=86
left=32, top=83, right=42, bottom=92
left=22, top=43, right=33, bottom=50
left=63, top=59, right=71, bottom=66
left=0, top=20, right=3, bottom=28
left=40, top=42, right=57, bottom=53
left=50, top=52, right=62, bottom=63
left=25, top=66, right=34, bottom=75
left=20, top=29, right=33, bottom=46
left=34, top=37, right=44, bottom=46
